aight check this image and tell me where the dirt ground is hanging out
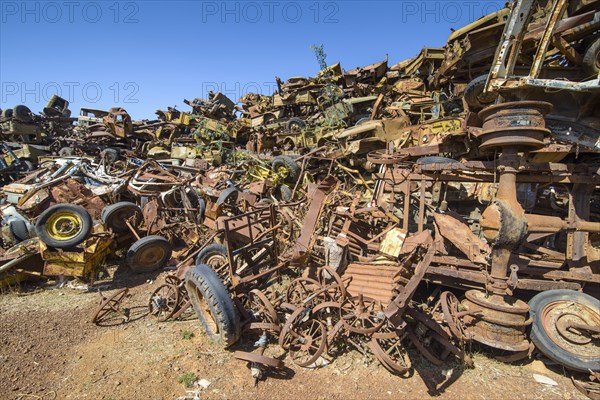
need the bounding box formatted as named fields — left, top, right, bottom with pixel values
left=0, top=269, right=590, bottom=400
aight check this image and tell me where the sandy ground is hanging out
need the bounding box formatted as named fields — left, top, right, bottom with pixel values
left=0, top=270, right=590, bottom=400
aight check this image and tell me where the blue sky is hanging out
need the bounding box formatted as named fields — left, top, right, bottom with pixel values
left=0, top=0, right=506, bottom=119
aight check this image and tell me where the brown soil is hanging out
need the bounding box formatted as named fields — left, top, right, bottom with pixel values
left=0, top=271, right=589, bottom=400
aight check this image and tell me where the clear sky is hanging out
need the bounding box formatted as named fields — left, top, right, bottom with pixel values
left=0, top=0, right=506, bottom=119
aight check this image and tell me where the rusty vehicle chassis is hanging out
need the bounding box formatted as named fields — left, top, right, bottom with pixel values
left=375, top=160, right=600, bottom=294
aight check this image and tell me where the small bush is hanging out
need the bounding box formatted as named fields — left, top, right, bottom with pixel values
left=177, top=371, right=198, bottom=388
left=181, top=330, right=194, bottom=340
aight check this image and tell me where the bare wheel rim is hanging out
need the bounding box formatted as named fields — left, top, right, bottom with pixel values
left=340, top=295, right=385, bottom=334
left=290, top=319, right=327, bottom=367
left=286, top=278, right=323, bottom=307
left=540, top=300, right=600, bottom=359
left=148, top=284, right=179, bottom=321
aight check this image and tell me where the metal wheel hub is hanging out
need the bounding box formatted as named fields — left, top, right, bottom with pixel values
left=48, top=212, right=82, bottom=239
left=462, top=290, right=531, bottom=352
left=541, top=301, right=600, bottom=357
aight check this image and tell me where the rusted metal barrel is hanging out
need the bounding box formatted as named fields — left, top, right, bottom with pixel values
left=478, top=101, right=553, bottom=151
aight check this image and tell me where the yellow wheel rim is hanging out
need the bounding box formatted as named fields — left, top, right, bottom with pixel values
left=46, top=211, right=83, bottom=240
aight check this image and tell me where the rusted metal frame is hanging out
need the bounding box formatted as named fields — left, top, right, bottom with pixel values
left=426, top=265, right=582, bottom=291
left=380, top=169, right=600, bottom=185
left=520, top=258, right=564, bottom=269
left=358, top=222, right=399, bottom=247
left=500, top=77, right=600, bottom=92
left=401, top=187, right=411, bottom=232
left=523, top=8, right=598, bottom=42
left=487, top=0, right=536, bottom=83
left=136, top=172, right=180, bottom=182
left=432, top=256, right=480, bottom=270
left=292, top=176, right=338, bottom=264
left=567, top=183, right=594, bottom=264
left=521, top=241, right=566, bottom=261
left=530, top=0, right=569, bottom=78
left=222, top=205, right=282, bottom=287
left=456, top=160, right=596, bottom=174
left=551, top=34, right=582, bottom=65
left=385, top=244, right=433, bottom=326
left=235, top=261, right=289, bottom=287
left=418, top=179, right=426, bottom=233
left=224, top=208, right=269, bottom=241
left=140, top=160, right=180, bottom=179
left=232, top=240, right=275, bottom=277
left=516, top=264, right=600, bottom=284
left=125, top=220, right=141, bottom=240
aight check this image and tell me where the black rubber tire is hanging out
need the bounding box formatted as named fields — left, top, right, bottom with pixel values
left=101, top=148, right=120, bottom=163
left=583, top=38, right=600, bottom=77
left=35, top=204, right=92, bottom=249
left=286, top=117, right=306, bottom=132
left=185, top=264, right=241, bottom=348
left=197, top=197, right=206, bottom=224
left=275, top=185, right=293, bottom=202
left=13, top=105, right=33, bottom=123
left=464, top=75, right=496, bottom=110
left=529, top=289, right=600, bottom=372
left=188, top=188, right=206, bottom=224
left=102, top=202, right=142, bottom=233
left=9, top=218, right=29, bottom=242
left=216, top=186, right=239, bottom=206
left=195, top=243, right=228, bottom=267
left=58, top=147, right=75, bottom=157
left=2, top=108, right=13, bottom=119
left=126, top=235, right=172, bottom=273
left=272, top=155, right=301, bottom=183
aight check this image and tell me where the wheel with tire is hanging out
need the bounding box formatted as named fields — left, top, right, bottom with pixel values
left=2, top=108, right=13, bottom=119
left=216, top=186, right=239, bottom=209
left=529, top=289, right=600, bottom=372
left=185, top=264, right=241, bottom=347
left=196, top=197, right=206, bottom=223
left=101, top=148, right=120, bottom=163
left=464, top=75, right=496, bottom=110
left=12, top=105, right=33, bottom=123
left=195, top=243, right=229, bottom=281
left=102, top=202, right=142, bottom=233
left=275, top=185, right=293, bottom=202
left=8, top=218, right=29, bottom=242
left=35, top=204, right=93, bottom=249
left=286, top=117, right=306, bottom=132
left=188, top=189, right=206, bottom=224
left=126, top=235, right=172, bottom=273
left=583, top=38, right=600, bottom=77
left=58, top=147, right=75, bottom=157
left=272, top=155, right=300, bottom=184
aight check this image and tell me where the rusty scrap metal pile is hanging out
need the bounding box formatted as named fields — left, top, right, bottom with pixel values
left=0, top=0, right=599, bottom=395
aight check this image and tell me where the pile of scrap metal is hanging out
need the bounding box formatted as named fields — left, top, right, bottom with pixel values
left=0, top=0, right=598, bottom=395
